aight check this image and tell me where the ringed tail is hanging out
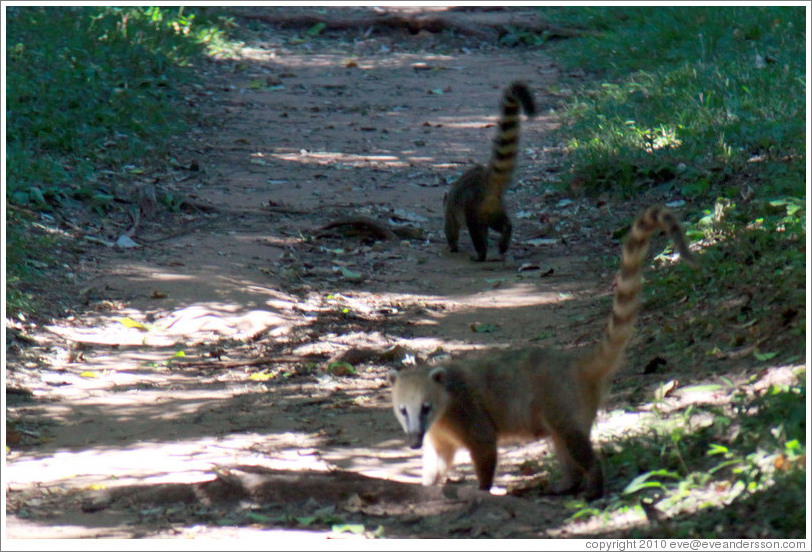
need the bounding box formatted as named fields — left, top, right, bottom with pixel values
left=582, top=206, right=695, bottom=383
left=487, top=81, right=536, bottom=193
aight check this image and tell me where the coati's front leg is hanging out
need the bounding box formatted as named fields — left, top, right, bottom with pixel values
left=423, top=431, right=458, bottom=486
left=465, top=210, right=490, bottom=262
left=461, top=423, right=499, bottom=490
left=444, top=203, right=462, bottom=253
left=469, top=440, right=498, bottom=490
left=491, top=212, right=512, bottom=259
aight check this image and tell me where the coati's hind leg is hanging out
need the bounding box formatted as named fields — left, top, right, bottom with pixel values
left=465, top=210, right=490, bottom=262
left=490, top=212, right=513, bottom=259
left=445, top=207, right=462, bottom=253
left=549, top=426, right=604, bottom=500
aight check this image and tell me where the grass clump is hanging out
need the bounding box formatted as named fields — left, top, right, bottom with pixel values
left=5, top=7, right=231, bottom=314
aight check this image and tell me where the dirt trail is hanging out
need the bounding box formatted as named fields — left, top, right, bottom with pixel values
left=5, top=8, right=677, bottom=540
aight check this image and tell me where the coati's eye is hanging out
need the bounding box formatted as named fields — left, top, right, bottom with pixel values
left=399, top=406, right=408, bottom=419
left=421, top=401, right=431, bottom=416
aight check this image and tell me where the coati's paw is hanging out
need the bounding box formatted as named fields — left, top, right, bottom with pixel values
left=582, top=481, right=605, bottom=501
left=546, top=477, right=604, bottom=501
left=545, top=475, right=585, bottom=497
left=499, top=258, right=519, bottom=270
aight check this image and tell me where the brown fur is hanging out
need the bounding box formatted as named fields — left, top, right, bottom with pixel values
left=444, top=81, right=536, bottom=261
left=390, top=206, right=695, bottom=499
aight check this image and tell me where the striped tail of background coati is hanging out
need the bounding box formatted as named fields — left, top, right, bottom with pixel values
left=444, top=81, right=536, bottom=261
left=390, top=206, right=696, bottom=499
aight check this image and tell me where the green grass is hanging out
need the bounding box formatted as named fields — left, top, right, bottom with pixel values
left=648, top=198, right=806, bottom=366
left=542, top=6, right=805, bottom=199
left=5, top=7, right=232, bottom=314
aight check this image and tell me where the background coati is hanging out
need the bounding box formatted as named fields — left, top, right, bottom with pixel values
left=444, top=81, right=536, bottom=261
left=390, top=206, right=696, bottom=499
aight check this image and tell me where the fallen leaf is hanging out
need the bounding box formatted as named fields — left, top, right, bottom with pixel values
left=526, top=238, right=558, bottom=246
left=117, top=317, right=147, bottom=330
left=332, top=524, right=366, bottom=535
left=753, top=349, right=778, bottom=361
left=335, top=266, right=365, bottom=283
left=327, top=361, right=356, bottom=376
left=115, top=235, right=140, bottom=249
left=654, top=379, right=679, bottom=400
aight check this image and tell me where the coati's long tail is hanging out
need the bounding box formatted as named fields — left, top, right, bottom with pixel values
left=487, top=81, right=536, bottom=194
left=581, top=206, right=695, bottom=384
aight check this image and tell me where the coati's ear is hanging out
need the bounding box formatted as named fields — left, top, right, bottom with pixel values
left=387, top=369, right=400, bottom=386
left=429, top=366, right=448, bottom=386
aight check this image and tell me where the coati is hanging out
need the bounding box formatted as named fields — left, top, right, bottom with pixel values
left=390, top=206, right=695, bottom=499
left=444, top=81, right=536, bottom=262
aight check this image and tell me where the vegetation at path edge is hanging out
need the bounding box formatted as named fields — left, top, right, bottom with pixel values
left=540, top=6, right=806, bottom=536
left=5, top=6, right=233, bottom=313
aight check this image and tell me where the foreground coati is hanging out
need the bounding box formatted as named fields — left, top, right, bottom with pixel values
left=444, top=81, right=536, bottom=261
left=390, top=206, right=695, bottom=499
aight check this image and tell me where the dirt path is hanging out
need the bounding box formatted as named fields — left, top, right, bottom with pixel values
left=5, top=8, right=695, bottom=540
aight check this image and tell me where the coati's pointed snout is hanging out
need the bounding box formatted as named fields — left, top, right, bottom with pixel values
left=407, top=432, right=423, bottom=449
